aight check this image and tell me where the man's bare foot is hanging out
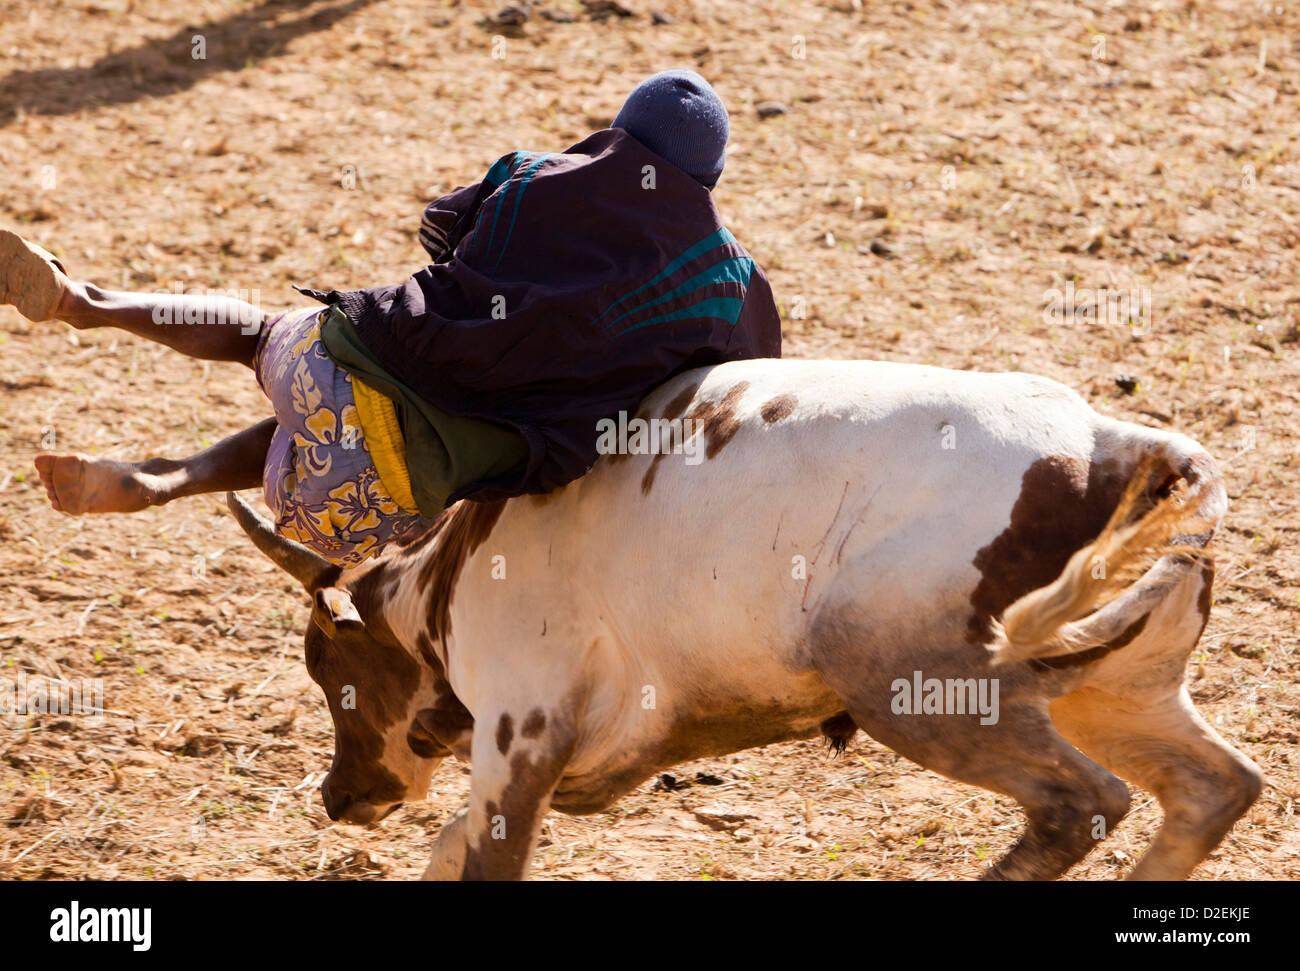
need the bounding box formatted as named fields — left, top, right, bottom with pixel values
left=0, top=230, right=71, bottom=322
left=34, top=453, right=174, bottom=515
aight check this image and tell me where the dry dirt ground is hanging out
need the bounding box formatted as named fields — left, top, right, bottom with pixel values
left=0, top=0, right=1296, bottom=881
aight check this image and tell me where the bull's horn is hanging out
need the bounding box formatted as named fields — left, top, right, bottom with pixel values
left=225, top=491, right=335, bottom=591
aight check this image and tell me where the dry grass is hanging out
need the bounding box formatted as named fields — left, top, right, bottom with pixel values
left=0, top=0, right=1295, bottom=880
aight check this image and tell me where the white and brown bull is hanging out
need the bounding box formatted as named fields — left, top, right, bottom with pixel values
left=226, top=359, right=1264, bottom=880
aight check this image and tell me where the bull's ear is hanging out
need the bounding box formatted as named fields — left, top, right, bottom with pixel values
left=313, top=587, right=364, bottom=638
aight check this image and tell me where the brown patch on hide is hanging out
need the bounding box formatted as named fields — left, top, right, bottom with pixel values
left=638, top=383, right=708, bottom=495
left=659, top=384, right=700, bottom=424
left=462, top=743, right=573, bottom=880
left=409, top=703, right=475, bottom=757
left=406, top=632, right=474, bottom=758
left=967, top=455, right=1129, bottom=644
left=615, top=384, right=700, bottom=476
left=760, top=393, right=798, bottom=424
left=694, top=381, right=750, bottom=460
left=496, top=712, right=514, bottom=755
left=521, top=709, right=547, bottom=739
left=641, top=381, right=750, bottom=496
left=409, top=499, right=506, bottom=644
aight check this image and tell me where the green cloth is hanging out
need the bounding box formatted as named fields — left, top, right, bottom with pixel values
left=319, top=305, right=530, bottom=516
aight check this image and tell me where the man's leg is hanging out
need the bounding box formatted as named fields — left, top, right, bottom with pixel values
left=35, top=418, right=276, bottom=515
left=2, top=230, right=267, bottom=367
left=54, top=281, right=267, bottom=367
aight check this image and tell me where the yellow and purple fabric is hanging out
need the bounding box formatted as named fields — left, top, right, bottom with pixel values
left=253, top=307, right=423, bottom=566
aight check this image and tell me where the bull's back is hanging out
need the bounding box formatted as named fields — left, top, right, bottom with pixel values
left=552, top=360, right=1114, bottom=646
left=459, top=361, right=1141, bottom=688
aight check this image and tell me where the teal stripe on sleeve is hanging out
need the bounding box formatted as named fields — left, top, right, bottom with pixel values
left=491, top=152, right=557, bottom=270
left=479, top=151, right=530, bottom=262
left=484, top=154, right=520, bottom=188
left=590, top=227, right=736, bottom=326
left=601, top=256, right=755, bottom=332
left=610, top=296, right=745, bottom=338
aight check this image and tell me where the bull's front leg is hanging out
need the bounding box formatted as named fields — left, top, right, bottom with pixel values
left=426, top=708, right=574, bottom=881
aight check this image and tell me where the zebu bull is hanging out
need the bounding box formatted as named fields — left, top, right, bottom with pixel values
left=226, top=359, right=1264, bottom=880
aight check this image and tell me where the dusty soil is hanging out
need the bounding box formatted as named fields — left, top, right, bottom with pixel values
left=0, top=0, right=1295, bottom=880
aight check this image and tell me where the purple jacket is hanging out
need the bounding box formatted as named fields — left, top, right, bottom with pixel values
left=302, top=128, right=782, bottom=502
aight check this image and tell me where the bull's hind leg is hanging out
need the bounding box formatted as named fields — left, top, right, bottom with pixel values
left=873, top=699, right=1128, bottom=880
left=1050, top=686, right=1264, bottom=880
left=1049, top=561, right=1265, bottom=879
left=811, top=621, right=1128, bottom=879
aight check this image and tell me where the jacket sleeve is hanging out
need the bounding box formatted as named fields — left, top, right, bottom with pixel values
left=418, top=151, right=524, bottom=262
left=419, top=182, right=487, bottom=262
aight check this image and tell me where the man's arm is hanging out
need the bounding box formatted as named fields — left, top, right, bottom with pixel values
left=418, top=151, right=527, bottom=261
left=420, top=183, right=486, bottom=261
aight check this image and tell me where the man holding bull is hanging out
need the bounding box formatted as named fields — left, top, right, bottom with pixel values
left=1, top=70, right=781, bottom=564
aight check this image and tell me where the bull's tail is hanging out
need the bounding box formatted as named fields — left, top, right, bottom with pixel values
left=986, top=441, right=1226, bottom=666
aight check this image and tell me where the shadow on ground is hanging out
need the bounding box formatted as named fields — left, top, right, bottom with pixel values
left=0, top=0, right=373, bottom=128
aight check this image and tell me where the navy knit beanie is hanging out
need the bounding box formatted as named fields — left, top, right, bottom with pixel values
left=612, top=70, right=729, bottom=190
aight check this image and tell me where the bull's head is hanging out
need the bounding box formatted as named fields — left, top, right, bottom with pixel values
left=226, top=493, right=468, bottom=825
